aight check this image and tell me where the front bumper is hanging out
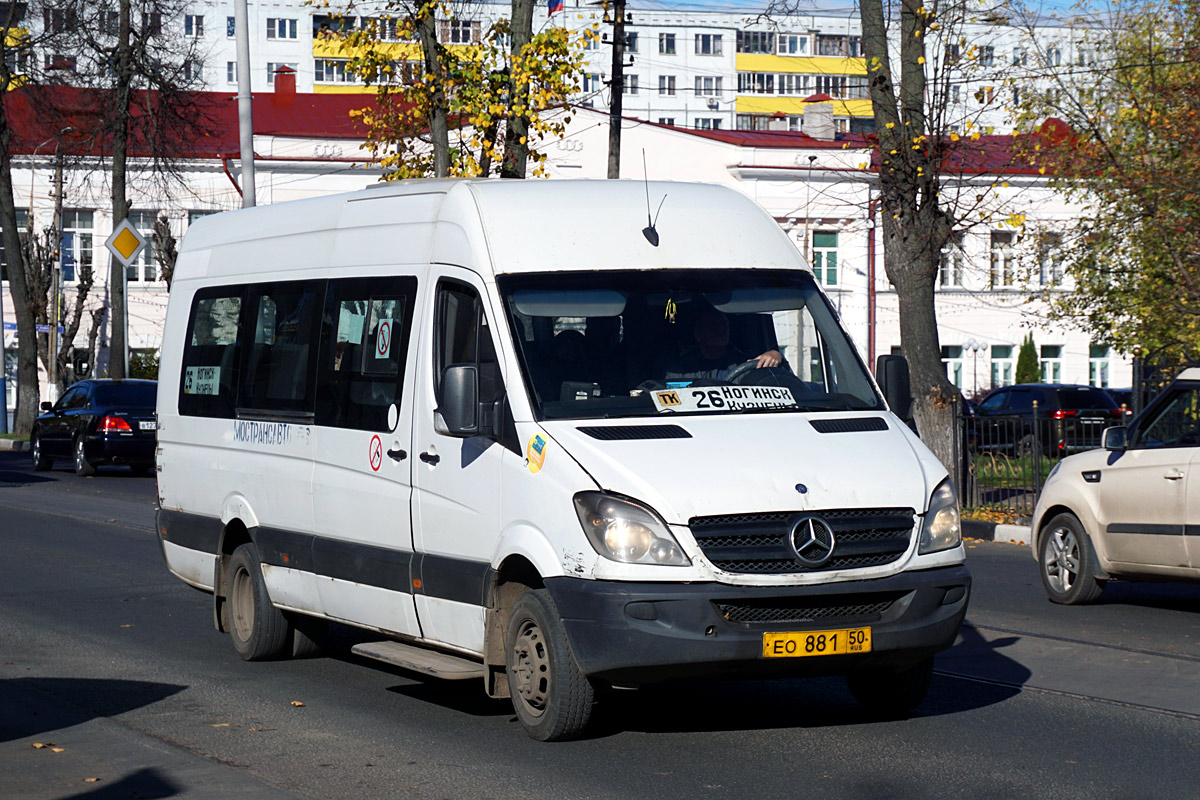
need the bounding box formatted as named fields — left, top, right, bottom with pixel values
left=546, top=564, right=970, bottom=685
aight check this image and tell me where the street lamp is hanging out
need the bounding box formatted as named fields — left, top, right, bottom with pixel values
left=965, top=339, right=989, bottom=396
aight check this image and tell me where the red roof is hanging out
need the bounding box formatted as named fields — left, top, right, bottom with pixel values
left=3, top=84, right=380, bottom=160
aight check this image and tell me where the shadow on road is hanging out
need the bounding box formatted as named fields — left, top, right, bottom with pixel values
left=57, top=767, right=178, bottom=800
left=1096, top=581, right=1200, bottom=613
left=0, top=678, right=186, bottom=743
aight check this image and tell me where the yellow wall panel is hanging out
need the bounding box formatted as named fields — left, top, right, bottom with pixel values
left=734, top=97, right=874, bottom=117
left=735, top=54, right=867, bottom=76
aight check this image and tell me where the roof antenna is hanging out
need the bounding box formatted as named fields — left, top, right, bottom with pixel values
left=642, top=150, right=665, bottom=247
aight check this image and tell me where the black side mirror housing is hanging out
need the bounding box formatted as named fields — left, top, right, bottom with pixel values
left=876, top=354, right=913, bottom=421
left=1102, top=426, right=1127, bottom=451
left=40, top=401, right=53, bottom=412
left=437, top=364, right=481, bottom=437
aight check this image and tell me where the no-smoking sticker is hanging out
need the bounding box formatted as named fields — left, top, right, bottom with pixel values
left=376, top=318, right=393, bottom=359
left=368, top=434, right=383, bottom=472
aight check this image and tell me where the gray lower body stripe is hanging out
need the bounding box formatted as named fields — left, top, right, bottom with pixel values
left=1107, top=523, right=1184, bottom=536
left=158, top=509, right=490, bottom=605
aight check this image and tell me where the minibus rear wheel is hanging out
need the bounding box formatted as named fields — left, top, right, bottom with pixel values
left=227, top=543, right=292, bottom=661
left=505, top=589, right=595, bottom=741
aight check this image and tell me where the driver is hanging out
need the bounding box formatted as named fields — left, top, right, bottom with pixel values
left=665, top=307, right=782, bottom=382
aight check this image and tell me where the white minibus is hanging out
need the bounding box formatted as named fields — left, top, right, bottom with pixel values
left=156, top=179, right=970, bottom=740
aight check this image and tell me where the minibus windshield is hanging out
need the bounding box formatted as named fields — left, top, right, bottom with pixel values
left=498, top=269, right=883, bottom=421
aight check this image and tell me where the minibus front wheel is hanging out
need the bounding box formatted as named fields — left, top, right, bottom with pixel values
left=227, top=543, right=292, bottom=661
left=505, top=589, right=595, bottom=741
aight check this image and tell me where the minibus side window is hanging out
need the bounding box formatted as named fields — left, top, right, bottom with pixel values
left=315, top=276, right=417, bottom=431
left=180, top=287, right=244, bottom=418
left=239, top=281, right=325, bottom=418
left=435, top=281, right=501, bottom=406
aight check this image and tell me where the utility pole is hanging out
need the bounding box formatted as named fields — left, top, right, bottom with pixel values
left=49, top=145, right=63, bottom=400
left=234, top=0, right=256, bottom=207
left=606, top=0, right=627, bottom=179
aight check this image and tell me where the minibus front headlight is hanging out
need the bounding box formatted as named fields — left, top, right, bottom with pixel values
left=574, top=492, right=691, bottom=566
left=919, top=479, right=962, bottom=554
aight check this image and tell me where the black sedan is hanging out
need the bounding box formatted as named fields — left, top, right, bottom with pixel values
left=30, top=379, right=157, bottom=476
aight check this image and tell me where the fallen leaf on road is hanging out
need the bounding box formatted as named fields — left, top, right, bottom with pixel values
left=50, top=747, right=65, bottom=753
left=84, top=778, right=101, bottom=783
left=32, top=742, right=53, bottom=749
left=211, top=723, right=231, bottom=728
left=290, top=701, right=305, bottom=707
left=120, top=624, right=133, bottom=628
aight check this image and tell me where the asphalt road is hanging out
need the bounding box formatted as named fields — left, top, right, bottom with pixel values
left=3, top=450, right=1200, bottom=799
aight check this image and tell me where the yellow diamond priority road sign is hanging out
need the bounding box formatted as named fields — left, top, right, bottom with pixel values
left=105, top=218, right=148, bottom=265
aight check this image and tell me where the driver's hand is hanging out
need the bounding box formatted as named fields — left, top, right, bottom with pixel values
left=750, top=349, right=782, bottom=369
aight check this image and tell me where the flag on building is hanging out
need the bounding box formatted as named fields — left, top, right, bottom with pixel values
left=548, top=0, right=564, bottom=14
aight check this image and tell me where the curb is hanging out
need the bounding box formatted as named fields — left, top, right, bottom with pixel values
left=0, top=439, right=29, bottom=452
left=963, top=519, right=1032, bottom=546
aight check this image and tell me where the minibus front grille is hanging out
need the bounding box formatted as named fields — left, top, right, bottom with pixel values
left=715, top=592, right=903, bottom=625
left=688, top=507, right=915, bottom=575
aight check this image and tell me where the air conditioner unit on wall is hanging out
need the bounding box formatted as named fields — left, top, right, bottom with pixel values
left=706, top=98, right=719, bottom=110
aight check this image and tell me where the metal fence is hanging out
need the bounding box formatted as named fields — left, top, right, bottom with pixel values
left=952, top=402, right=1109, bottom=520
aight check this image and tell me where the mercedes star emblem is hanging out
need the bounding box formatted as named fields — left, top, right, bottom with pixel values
left=788, top=516, right=836, bottom=566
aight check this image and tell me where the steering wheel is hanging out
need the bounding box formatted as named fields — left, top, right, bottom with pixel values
left=725, top=360, right=760, bottom=384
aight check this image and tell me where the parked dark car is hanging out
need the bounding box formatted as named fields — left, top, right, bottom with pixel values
left=972, top=383, right=1122, bottom=456
left=30, top=379, right=157, bottom=476
left=1105, top=388, right=1136, bottom=418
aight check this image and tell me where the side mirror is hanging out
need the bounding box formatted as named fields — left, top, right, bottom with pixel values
left=436, top=364, right=480, bottom=437
left=875, top=354, right=913, bottom=421
left=40, top=401, right=53, bottom=412
left=1102, top=426, right=1127, bottom=451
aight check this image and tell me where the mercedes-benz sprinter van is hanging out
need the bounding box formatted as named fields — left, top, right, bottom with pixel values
left=155, top=179, right=970, bottom=740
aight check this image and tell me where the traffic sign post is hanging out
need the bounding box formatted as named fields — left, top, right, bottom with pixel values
left=104, top=219, right=149, bottom=380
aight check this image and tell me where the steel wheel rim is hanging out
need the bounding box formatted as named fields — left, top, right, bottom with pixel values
left=74, top=439, right=84, bottom=469
left=1045, top=527, right=1079, bottom=594
left=31, top=436, right=39, bottom=465
left=230, top=565, right=255, bottom=643
left=511, top=618, right=550, bottom=718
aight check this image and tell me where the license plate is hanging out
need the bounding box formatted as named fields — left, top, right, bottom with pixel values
left=139, top=420, right=156, bottom=431
left=762, top=627, right=872, bottom=658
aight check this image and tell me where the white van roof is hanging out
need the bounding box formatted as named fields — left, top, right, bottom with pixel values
left=175, top=179, right=806, bottom=282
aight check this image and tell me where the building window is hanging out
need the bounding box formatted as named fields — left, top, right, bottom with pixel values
left=695, top=75, right=722, bottom=97
left=1038, top=232, right=1064, bottom=285
left=939, top=237, right=964, bottom=287
left=226, top=61, right=236, bottom=83
left=125, top=210, right=161, bottom=284
left=226, top=16, right=235, bottom=37
left=185, top=14, right=203, bottom=37
left=738, top=72, right=774, bottom=94
left=440, top=19, right=480, bottom=44
left=659, top=33, right=675, bottom=55
left=1040, top=345, right=1063, bottom=383
left=812, top=231, right=838, bottom=286
left=182, top=58, right=203, bottom=83
left=944, top=43, right=960, bottom=64
left=658, top=117, right=675, bottom=126
left=61, top=210, right=93, bottom=284
left=43, top=8, right=75, bottom=33
left=737, top=31, right=775, bottom=54
left=950, top=84, right=961, bottom=105
left=990, top=345, right=1014, bottom=387
left=816, top=35, right=848, bottom=56
left=623, top=74, right=638, bottom=95
left=267, top=63, right=298, bottom=84
left=777, top=73, right=808, bottom=96
left=693, top=118, right=722, bottom=130
left=1013, top=47, right=1027, bottom=66
left=942, top=346, right=964, bottom=388
left=990, top=231, right=1014, bottom=287
left=777, top=33, right=808, bottom=55
left=980, top=45, right=994, bottom=67
left=658, top=75, right=675, bottom=96
left=695, top=33, right=722, bottom=56
left=142, top=12, right=162, bottom=37
left=1089, top=345, right=1110, bottom=388
left=315, top=58, right=350, bottom=83
left=44, top=54, right=77, bottom=72
left=267, top=18, right=298, bottom=40
left=625, top=32, right=638, bottom=53
left=1047, top=46, right=1062, bottom=66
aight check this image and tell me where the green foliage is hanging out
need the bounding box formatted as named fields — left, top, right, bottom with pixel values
left=129, top=350, right=159, bottom=381
left=1014, top=0, right=1200, bottom=360
left=1015, top=333, right=1039, bottom=383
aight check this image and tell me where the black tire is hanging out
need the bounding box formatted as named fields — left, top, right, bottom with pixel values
left=227, top=543, right=292, bottom=661
left=30, top=431, right=51, bottom=471
left=1039, top=512, right=1105, bottom=605
left=505, top=589, right=595, bottom=741
left=845, top=656, right=934, bottom=717
left=73, top=436, right=96, bottom=477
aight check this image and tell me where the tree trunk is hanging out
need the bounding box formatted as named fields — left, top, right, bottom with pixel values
left=0, top=110, right=38, bottom=434
left=109, top=0, right=133, bottom=379
left=500, top=0, right=535, bottom=178
left=417, top=4, right=450, bottom=178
